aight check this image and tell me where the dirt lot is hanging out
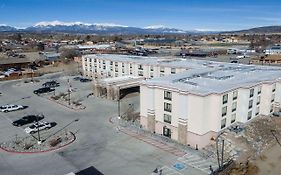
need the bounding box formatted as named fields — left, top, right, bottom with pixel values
left=255, top=143, right=281, bottom=175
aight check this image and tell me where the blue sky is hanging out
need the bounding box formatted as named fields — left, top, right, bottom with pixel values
left=0, top=0, right=281, bottom=31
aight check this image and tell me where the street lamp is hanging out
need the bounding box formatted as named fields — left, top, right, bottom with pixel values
left=43, top=118, right=79, bottom=142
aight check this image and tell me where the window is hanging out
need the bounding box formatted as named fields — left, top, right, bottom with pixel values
left=249, top=100, right=253, bottom=109
left=256, top=107, right=260, bottom=116
left=110, top=61, right=113, bottom=65
left=103, top=60, right=105, bottom=64
left=270, top=105, right=273, bottom=113
left=171, top=68, right=176, bottom=74
left=122, top=63, right=124, bottom=67
left=164, top=102, right=172, bottom=112
left=138, top=71, right=143, bottom=76
left=231, top=114, right=236, bottom=123
left=222, top=106, right=227, bottom=117
left=256, top=96, right=260, bottom=105
left=258, top=86, right=261, bottom=94
left=164, top=91, right=172, bottom=100
left=232, top=102, right=237, bottom=112
left=272, top=84, right=276, bottom=92
left=164, top=114, right=171, bottom=124
left=160, top=67, right=165, bottom=73
left=150, top=73, right=153, bottom=78
left=115, top=67, right=118, bottom=72
left=222, top=94, right=228, bottom=104
left=247, top=111, right=252, bottom=120
left=138, top=65, right=143, bottom=70
left=103, top=66, right=106, bottom=70
left=150, top=66, right=154, bottom=71
left=130, top=64, right=132, bottom=68
left=233, top=90, right=238, bottom=100
left=271, top=94, right=275, bottom=103
left=94, top=58, right=97, bottom=62
left=250, top=89, right=254, bottom=98
left=221, top=118, right=226, bottom=129
left=163, top=127, right=171, bottom=138
left=115, top=62, right=118, bottom=67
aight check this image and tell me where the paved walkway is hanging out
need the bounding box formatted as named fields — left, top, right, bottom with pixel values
left=110, top=117, right=218, bottom=175
left=177, top=153, right=218, bottom=174
left=120, top=127, right=186, bottom=157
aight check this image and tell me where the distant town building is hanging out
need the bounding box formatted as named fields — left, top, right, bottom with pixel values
left=265, top=44, right=281, bottom=55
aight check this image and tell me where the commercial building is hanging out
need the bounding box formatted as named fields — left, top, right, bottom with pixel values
left=265, top=44, right=281, bottom=55
left=140, top=65, right=281, bottom=148
left=82, top=54, right=215, bottom=79
left=82, top=54, right=281, bottom=148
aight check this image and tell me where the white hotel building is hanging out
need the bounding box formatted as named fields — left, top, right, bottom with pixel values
left=82, top=54, right=281, bottom=148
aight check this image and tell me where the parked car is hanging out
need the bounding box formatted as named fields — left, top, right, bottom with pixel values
left=33, top=87, right=55, bottom=94
left=12, top=114, right=44, bottom=127
left=42, top=81, right=60, bottom=88
left=73, top=77, right=82, bottom=81
left=80, top=78, right=92, bottom=82
left=272, top=112, right=281, bottom=117
left=0, top=104, right=24, bottom=113
left=24, top=121, right=52, bottom=134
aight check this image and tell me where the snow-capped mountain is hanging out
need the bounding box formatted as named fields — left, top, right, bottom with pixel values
left=23, top=21, right=190, bottom=34
left=0, top=21, right=208, bottom=34
left=0, top=25, right=17, bottom=32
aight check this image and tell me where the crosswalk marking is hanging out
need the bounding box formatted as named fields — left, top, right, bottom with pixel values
left=177, top=153, right=218, bottom=174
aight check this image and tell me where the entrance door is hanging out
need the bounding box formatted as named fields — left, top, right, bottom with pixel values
left=163, top=126, right=171, bottom=138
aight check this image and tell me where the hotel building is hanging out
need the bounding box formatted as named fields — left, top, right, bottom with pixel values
left=82, top=54, right=281, bottom=148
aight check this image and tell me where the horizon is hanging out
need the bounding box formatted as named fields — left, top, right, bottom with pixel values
left=1, top=0, right=281, bottom=31
left=1, top=20, right=281, bottom=32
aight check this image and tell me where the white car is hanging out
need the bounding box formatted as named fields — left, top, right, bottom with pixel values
left=0, top=104, right=24, bottom=112
left=24, top=121, right=52, bottom=134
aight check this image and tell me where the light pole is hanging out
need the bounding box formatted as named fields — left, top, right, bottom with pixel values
left=67, top=79, right=71, bottom=106
left=43, top=118, right=79, bottom=142
left=216, top=131, right=225, bottom=171
left=118, top=98, right=121, bottom=119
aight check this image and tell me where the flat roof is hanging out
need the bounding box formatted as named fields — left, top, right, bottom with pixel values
left=142, top=65, right=281, bottom=95
left=78, top=44, right=111, bottom=50
left=83, top=54, right=235, bottom=69
left=83, top=54, right=281, bottom=95
left=0, top=58, right=32, bottom=65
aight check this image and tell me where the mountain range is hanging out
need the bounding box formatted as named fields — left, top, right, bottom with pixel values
left=0, top=21, right=211, bottom=35
left=0, top=21, right=281, bottom=35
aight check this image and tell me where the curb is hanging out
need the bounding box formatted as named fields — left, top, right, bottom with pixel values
left=0, top=132, right=76, bottom=154
left=47, top=97, right=86, bottom=111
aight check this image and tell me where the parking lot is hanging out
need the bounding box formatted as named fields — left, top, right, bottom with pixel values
left=0, top=73, right=207, bottom=175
